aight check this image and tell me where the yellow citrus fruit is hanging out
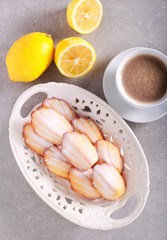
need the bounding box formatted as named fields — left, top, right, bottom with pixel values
left=67, top=0, right=103, bottom=34
left=6, top=32, right=54, bottom=82
left=54, top=37, right=96, bottom=78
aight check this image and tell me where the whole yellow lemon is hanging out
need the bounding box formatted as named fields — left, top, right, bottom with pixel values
left=6, top=32, right=54, bottom=82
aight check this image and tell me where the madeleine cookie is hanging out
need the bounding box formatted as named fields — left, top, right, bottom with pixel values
left=31, top=107, right=73, bottom=145
left=44, top=146, right=72, bottom=179
left=62, top=131, right=98, bottom=170
left=23, top=123, right=52, bottom=155
left=72, top=118, right=103, bottom=144
left=92, top=163, right=125, bottom=200
left=69, top=168, right=101, bottom=199
left=43, top=98, right=76, bottom=121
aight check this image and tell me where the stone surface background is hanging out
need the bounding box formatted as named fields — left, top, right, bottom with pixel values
left=0, top=0, right=167, bottom=239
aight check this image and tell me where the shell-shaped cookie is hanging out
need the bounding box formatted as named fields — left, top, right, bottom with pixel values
left=31, top=107, right=73, bottom=145
left=72, top=118, right=103, bottom=143
left=92, top=163, right=125, bottom=200
left=69, top=168, right=101, bottom=199
left=43, top=98, right=76, bottom=121
left=23, top=123, right=52, bottom=155
left=44, top=146, right=72, bottom=179
left=95, top=140, right=122, bottom=173
left=62, top=131, right=98, bottom=171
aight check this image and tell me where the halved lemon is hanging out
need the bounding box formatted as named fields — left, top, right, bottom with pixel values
left=54, top=37, right=96, bottom=78
left=67, top=0, right=103, bottom=34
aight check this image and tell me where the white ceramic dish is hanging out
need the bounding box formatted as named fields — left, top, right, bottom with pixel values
left=103, top=47, right=167, bottom=123
left=9, top=82, right=149, bottom=230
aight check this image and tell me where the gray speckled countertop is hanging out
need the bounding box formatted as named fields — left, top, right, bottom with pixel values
left=0, top=0, right=167, bottom=239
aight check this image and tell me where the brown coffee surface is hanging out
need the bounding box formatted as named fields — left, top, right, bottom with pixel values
left=122, top=54, right=167, bottom=103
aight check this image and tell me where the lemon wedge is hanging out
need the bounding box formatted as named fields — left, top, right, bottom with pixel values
left=67, top=0, right=103, bottom=34
left=54, top=37, right=96, bottom=78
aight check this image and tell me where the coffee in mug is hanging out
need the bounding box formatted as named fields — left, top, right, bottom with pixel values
left=116, top=48, right=167, bottom=109
left=121, top=54, right=167, bottom=104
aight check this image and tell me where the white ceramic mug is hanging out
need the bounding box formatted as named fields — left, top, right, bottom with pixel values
left=116, top=48, right=167, bottom=109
